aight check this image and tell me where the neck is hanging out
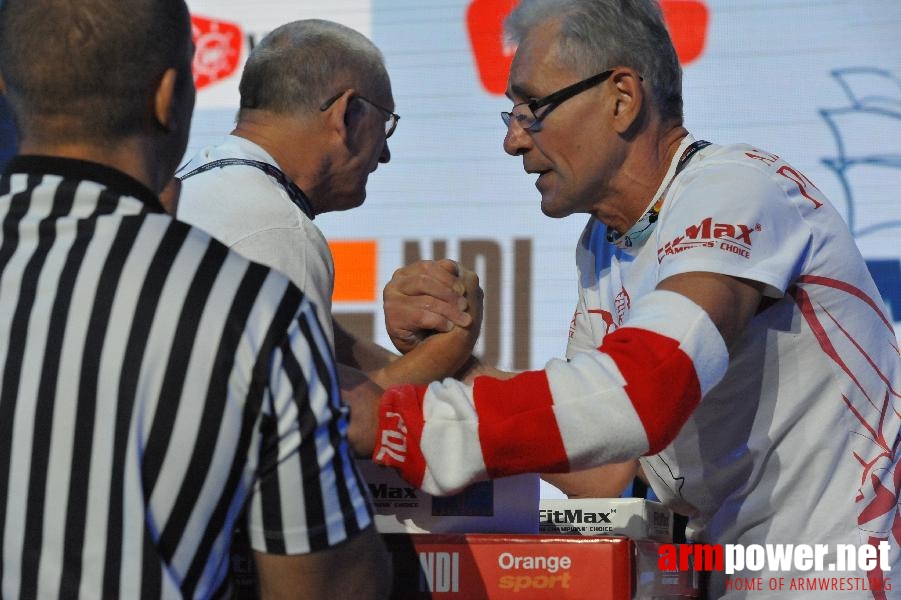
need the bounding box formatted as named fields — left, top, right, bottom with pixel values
left=597, top=124, right=689, bottom=234
left=17, top=135, right=170, bottom=194
left=232, top=110, right=331, bottom=213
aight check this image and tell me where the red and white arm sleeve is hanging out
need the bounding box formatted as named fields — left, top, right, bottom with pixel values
left=372, top=290, right=729, bottom=495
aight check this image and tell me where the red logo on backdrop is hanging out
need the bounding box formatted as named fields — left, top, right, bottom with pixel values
left=466, top=0, right=519, bottom=96
left=190, top=15, right=243, bottom=90
left=467, top=0, right=709, bottom=95
left=661, top=0, right=709, bottom=65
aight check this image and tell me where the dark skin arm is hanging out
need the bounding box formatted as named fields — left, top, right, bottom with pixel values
left=253, top=526, right=391, bottom=600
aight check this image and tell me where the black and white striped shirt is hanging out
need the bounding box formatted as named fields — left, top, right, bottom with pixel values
left=0, top=156, right=372, bottom=599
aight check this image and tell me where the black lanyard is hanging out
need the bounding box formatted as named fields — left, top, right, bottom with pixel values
left=177, top=158, right=315, bottom=220
left=675, top=139, right=711, bottom=176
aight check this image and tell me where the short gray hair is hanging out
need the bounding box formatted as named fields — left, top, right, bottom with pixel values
left=504, top=0, right=683, bottom=124
left=239, top=19, right=389, bottom=115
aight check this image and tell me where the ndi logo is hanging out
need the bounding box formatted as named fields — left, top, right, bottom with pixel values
left=419, top=551, right=460, bottom=593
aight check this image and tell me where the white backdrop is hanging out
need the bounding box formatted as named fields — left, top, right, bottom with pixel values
left=183, top=0, right=901, bottom=371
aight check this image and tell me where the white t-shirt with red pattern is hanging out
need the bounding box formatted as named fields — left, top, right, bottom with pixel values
left=567, top=137, right=901, bottom=597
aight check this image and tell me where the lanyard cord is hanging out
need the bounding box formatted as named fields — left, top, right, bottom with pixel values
left=178, top=158, right=315, bottom=220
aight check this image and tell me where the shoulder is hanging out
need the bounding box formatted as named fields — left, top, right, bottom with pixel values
left=176, top=140, right=309, bottom=245
left=677, top=144, right=783, bottom=188
left=668, top=143, right=836, bottom=228
left=674, top=144, right=814, bottom=201
left=177, top=138, right=283, bottom=205
left=663, top=144, right=812, bottom=227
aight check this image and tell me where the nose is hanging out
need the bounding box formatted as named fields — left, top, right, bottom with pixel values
left=379, top=139, right=391, bottom=164
left=503, top=119, right=532, bottom=157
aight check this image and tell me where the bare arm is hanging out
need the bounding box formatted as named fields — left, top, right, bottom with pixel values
left=542, top=461, right=640, bottom=499
left=254, top=526, right=390, bottom=600
left=656, top=271, right=765, bottom=345
left=340, top=362, right=385, bottom=457
left=337, top=323, right=480, bottom=390
left=341, top=327, right=484, bottom=458
left=333, top=319, right=398, bottom=374
left=256, top=304, right=391, bottom=598
left=454, top=355, right=513, bottom=384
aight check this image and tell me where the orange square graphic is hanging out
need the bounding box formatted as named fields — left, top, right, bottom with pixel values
left=330, top=240, right=377, bottom=302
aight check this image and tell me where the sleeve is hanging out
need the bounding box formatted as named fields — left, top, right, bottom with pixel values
left=655, top=160, right=813, bottom=297
left=247, top=298, right=372, bottom=554
left=372, top=290, right=729, bottom=495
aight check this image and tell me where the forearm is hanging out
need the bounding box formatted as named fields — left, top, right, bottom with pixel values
left=338, top=320, right=481, bottom=460
left=541, top=461, right=640, bottom=499
left=333, top=320, right=398, bottom=373
left=373, top=291, right=729, bottom=495
left=455, top=354, right=515, bottom=384
left=335, top=319, right=476, bottom=389
left=254, top=527, right=390, bottom=600
left=339, top=363, right=385, bottom=458
left=366, top=330, right=475, bottom=388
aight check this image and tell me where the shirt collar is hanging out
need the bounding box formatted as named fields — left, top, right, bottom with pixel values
left=4, top=155, right=166, bottom=213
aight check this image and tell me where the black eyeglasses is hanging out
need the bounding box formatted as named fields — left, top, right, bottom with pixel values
left=501, top=69, right=615, bottom=132
left=320, top=92, right=400, bottom=138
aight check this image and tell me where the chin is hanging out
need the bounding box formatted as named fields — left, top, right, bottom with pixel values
left=339, top=192, right=367, bottom=212
left=539, top=197, right=573, bottom=219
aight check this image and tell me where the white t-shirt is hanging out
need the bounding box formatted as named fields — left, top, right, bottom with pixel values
left=567, top=137, right=901, bottom=597
left=176, top=135, right=335, bottom=345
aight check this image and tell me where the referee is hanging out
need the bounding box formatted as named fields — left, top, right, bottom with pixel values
left=0, top=1, right=389, bottom=598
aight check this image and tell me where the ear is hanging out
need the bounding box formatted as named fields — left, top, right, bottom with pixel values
left=153, top=68, right=179, bottom=130
left=321, top=89, right=363, bottom=145
left=610, top=69, right=645, bottom=134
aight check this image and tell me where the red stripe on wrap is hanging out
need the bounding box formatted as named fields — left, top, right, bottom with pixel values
left=600, top=327, right=702, bottom=454
left=473, top=370, right=569, bottom=477
left=372, top=384, right=427, bottom=488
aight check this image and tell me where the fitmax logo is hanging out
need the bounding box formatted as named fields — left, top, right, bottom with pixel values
left=540, top=509, right=613, bottom=524
left=368, top=483, right=417, bottom=499
left=658, top=217, right=762, bottom=263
